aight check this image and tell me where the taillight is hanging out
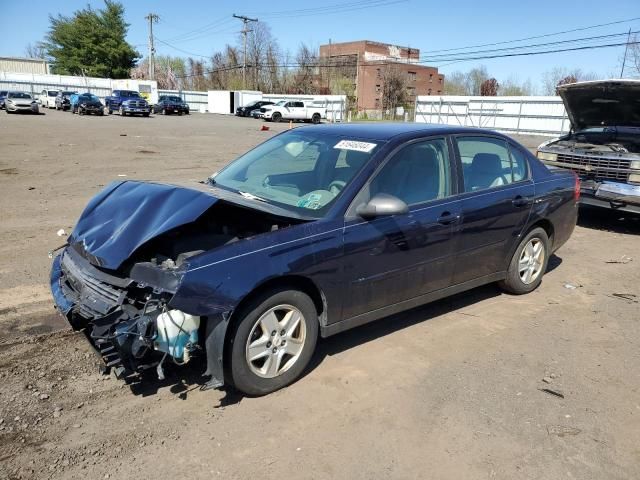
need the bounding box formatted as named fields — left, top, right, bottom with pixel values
left=573, top=173, right=580, bottom=202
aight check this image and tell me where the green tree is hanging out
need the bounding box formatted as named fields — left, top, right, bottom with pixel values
left=43, top=1, right=139, bottom=78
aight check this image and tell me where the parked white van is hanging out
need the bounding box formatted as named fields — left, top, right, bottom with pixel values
left=39, top=89, right=59, bottom=109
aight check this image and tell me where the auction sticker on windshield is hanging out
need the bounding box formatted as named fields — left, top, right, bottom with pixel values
left=334, top=140, right=377, bottom=153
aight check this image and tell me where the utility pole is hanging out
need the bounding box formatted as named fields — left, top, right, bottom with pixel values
left=145, top=13, right=160, bottom=80
left=620, top=28, right=632, bottom=78
left=233, top=14, right=258, bottom=90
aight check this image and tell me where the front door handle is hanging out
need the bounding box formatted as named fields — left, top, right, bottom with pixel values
left=512, top=195, right=530, bottom=208
left=436, top=211, right=460, bottom=225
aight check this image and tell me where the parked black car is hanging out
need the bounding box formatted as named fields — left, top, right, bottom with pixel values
left=236, top=100, right=274, bottom=117
left=72, top=93, right=105, bottom=116
left=153, top=95, right=190, bottom=115
left=0, top=90, right=8, bottom=109
left=55, top=91, right=77, bottom=111
left=50, top=124, right=578, bottom=396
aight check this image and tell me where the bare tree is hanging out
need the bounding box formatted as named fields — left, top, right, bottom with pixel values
left=25, top=42, right=46, bottom=59
left=293, top=43, right=318, bottom=94
left=541, top=67, right=599, bottom=95
left=131, top=56, right=186, bottom=90
left=381, top=64, right=409, bottom=119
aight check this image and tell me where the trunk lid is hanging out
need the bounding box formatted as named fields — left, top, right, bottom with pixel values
left=558, top=80, right=640, bottom=131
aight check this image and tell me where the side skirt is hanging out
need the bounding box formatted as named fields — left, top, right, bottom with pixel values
left=321, top=272, right=505, bottom=337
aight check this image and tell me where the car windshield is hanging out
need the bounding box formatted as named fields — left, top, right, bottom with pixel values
left=274, top=101, right=287, bottom=106
left=121, top=91, right=140, bottom=97
left=168, top=96, right=182, bottom=102
left=80, top=94, right=100, bottom=101
left=48, top=91, right=59, bottom=96
left=211, top=131, right=381, bottom=218
left=62, top=91, right=75, bottom=96
left=9, top=92, right=32, bottom=99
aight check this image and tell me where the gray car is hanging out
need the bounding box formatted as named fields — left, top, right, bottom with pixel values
left=5, top=91, right=39, bottom=114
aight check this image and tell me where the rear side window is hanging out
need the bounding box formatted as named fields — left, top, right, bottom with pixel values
left=508, top=145, right=529, bottom=182
left=456, top=136, right=524, bottom=192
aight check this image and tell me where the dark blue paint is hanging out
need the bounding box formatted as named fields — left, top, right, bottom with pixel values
left=52, top=124, right=578, bottom=342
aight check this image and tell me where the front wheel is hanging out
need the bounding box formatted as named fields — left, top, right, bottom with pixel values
left=119, top=106, right=125, bottom=116
left=311, top=113, right=321, bottom=124
left=271, top=112, right=282, bottom=123
left=499, top=227, right=550, bottom=294
left=228, top=288, right=318, bottom=396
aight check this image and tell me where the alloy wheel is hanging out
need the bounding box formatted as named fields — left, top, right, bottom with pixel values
left=518, top=238, right=545, bottom=284
left=245, top=304, right=307, bottom=378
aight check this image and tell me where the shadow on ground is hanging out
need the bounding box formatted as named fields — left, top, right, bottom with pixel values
left=578, top=205, right=640, bottom=235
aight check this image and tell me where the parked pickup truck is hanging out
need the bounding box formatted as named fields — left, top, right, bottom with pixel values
left=104, top=90, right=151, bottom=117
left=260, top=100, right=325, bottom=124
left=537, top=80, right=640, bottom=214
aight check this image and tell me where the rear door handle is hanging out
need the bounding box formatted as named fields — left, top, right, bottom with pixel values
left=436, top=211, right=460, bottom=225
left=512, top=195, right=530, bottom=208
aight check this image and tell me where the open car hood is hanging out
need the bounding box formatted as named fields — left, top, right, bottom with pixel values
left=558, top=80, right=640, bottom=131
left=69, top=181, right=219, bottom=270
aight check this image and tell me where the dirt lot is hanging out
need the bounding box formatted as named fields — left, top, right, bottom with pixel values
left=1, top=110, right=639, bottom=480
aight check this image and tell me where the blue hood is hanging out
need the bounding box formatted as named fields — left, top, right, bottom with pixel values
left=70, top=181, right=218, bottom=270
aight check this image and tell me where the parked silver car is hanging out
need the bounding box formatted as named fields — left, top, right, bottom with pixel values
left=5, top=92, right=39, bottom=114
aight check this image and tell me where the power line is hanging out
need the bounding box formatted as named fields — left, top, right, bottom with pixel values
left=422, top=16, right=640, bottom=55
left=172, top=40, right=640, bottom=79
left=250, top=0, right=406, bottom=18
left=162, top=16, right=233, bottom=43
left=421, top=30, right=639, bottom=60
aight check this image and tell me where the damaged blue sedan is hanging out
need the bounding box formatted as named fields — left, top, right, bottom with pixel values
left=50, top=124, right=578, bottom=395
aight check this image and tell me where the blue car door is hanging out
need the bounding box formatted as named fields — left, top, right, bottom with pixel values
left=339, top=137, right=462, bottom=322
left=451, top=135, right=534, bottom=284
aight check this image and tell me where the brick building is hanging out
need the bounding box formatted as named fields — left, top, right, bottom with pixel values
left=318, top=40, right=444, bottom=112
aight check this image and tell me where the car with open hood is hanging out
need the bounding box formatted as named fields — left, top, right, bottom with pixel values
left=55, top=91, right=77, bottom=111
left=50, top=124, right=578, bottom=395
left=537, top=80, right=640, bottom=214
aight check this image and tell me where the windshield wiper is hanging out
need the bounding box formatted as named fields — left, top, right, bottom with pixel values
left=238, top=191, right=267, bottom=202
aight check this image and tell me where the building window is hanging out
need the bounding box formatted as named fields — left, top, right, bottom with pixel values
left=407, top=71, right=416, bottom=82
left=429, top=73, right=433, bottom=83
left=375, top=84, right=381, bottom=93
left=376, top=68, right=381, bottom=79
left=375, top=98, right=380, bottom=108
left=439, top=77, right=443, bottom=84
left=428, top=89, right=432, bottom=95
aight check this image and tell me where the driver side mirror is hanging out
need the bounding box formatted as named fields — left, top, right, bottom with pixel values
left=356, top=193, right=409, bottom=219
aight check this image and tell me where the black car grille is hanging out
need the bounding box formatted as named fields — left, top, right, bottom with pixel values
left=60, top=249, right=127, bottom=319
left=554, top=153, right=632, bottom=181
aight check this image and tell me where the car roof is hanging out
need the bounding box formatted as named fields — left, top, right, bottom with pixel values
left=298, top=123, right=511, bottom=141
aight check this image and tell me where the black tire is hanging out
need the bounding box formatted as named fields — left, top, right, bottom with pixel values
left=311, top=113, right=321, bottom=124
left=271, top=112, right=282, bottom=123
left=107, top=105, right=112, bottom=115
left=143, top=112, right=150, bottom=117
left=162, top=108, right=167, bottom=115
left=499, top=227, right=550, bottom=295
left=119, top=106, right=125, bottom=116
left=227, top=288, right=319, bottom=396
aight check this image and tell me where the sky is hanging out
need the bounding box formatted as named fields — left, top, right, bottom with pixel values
left=2, top=0, right=639, bottom=91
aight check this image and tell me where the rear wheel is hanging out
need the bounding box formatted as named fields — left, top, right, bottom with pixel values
left=499, top=227, right=550, bottom=294
left=311, top=113, right=321, bottom=124
left=228, top=288, right=318, bottom=396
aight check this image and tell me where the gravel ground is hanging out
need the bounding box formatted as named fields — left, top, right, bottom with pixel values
left=0, top=110, right=639, bottom=480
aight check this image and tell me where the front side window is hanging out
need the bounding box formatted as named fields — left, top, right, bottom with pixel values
left=456, top=137, right=515, bottom=192
left=212, top=131, right=382, bottom=218
left=368, top=138, right=451, bottom=206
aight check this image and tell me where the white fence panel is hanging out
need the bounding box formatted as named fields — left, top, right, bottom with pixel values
left=159, top=89, right=208, bottom=112
left=415, top=95, right=569, bottom=136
